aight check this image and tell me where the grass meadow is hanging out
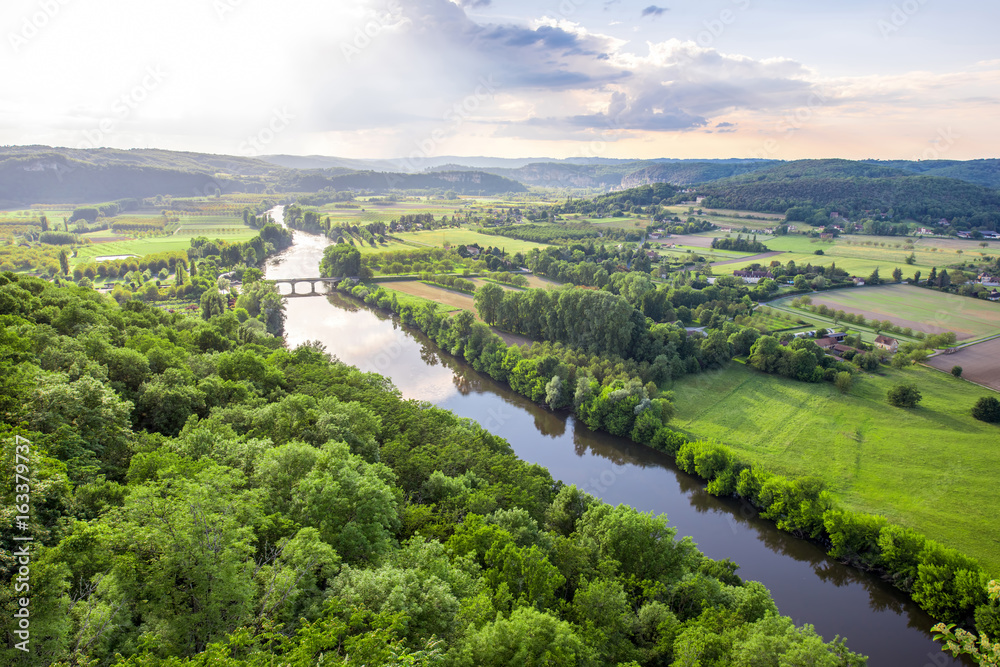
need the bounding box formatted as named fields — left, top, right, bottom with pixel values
left=669, top=362, right=1000, bottom=573
left=791, top=284, right=1000, bottom=341
left=710, top=233, right=993, bottom=281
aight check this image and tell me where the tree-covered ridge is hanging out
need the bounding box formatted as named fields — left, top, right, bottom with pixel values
left=0, top=273, right=868, bottom=666
left=696, top=160, right=1000, bottom=228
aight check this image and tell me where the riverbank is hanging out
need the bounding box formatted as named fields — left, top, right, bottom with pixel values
left=265, top=220, right=968, bottom=666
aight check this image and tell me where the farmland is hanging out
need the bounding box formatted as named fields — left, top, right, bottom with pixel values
left=377, top=279, right=479, bottom=312
left=926, top=337, right=1000, bottom=391
left=73, top=227, right=259, bottom=265
left=391, top=228, right=554, bottom=255
left=669, top=362, right=1000, bottom=574
left=779, top=284, right=1000, bottom=341
left=712, top=233, right=992, bottom=281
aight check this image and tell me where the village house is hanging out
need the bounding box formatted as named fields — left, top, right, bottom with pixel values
left=987, top=290, right=1000, bottom=301
left=814, top=337, right=838, bottom=349
left=979, top=274, right=1000, bottom=287
left=917, top=228, right=935, bottom=235
left=852, top=277, right=866, bottom=286
left=874, top=335, right=899, bottom=354
left=465, top=246, right=481, bottom=258
left=733, top=270, right=773, bottom=284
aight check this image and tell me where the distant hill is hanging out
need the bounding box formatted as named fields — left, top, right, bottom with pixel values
left=0, top=146, right=525, bottom=205
left=872, top=159, right=1000, bottom=189
left=280, top=169, right=526, bottom=195
left=696, top=159, right=1000, bottom=224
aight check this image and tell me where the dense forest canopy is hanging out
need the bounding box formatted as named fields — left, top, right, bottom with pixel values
left=0, top=273, right=871, bottom=666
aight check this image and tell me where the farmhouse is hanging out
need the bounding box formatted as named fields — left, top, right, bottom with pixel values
left=465, top=246, right=481, bottom=258
left=733, top=270, right=773, bottom=284
left=988, top=290, right=1000, bottom=302
left=852, top=277, right=866, bottom=286
left=874, top=335, right=899, bottom=353
left=814, top=337, right=838, bottom=349
left=979, top=274, right=1000, bottom=287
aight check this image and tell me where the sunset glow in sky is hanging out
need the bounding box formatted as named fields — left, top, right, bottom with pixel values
left=2, top=0, right=998, bottom=161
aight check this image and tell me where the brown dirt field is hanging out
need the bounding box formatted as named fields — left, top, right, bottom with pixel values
left=524, top=274, right=562, bottom=289
left=380, top=281, right=478, bottom=311
left=380, top=280, right=535, bottom=347
left=926, top=338, right=1000, bottom=392
left=656, top=234, right=716, bottom=248
left=710, top=251, right=785, bottom=267
left=469, top=278, right=519, bottom=291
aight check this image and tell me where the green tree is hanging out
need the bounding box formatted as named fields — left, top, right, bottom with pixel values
left=474, top=283, right=504, bottom=326
left=971, top=396, right=1000, bottom=424
left=951, top=365, right=963, bottom=378
left=200, top=289, right=225, bottom=320
left=284, top=441, right=400, bottom=563
left=450, top=606, right=598, bottom=667
left=892, top=267, right=903, bottom=282
left=320, top=244, right=362, bottom=277
left=59, top=249, right=69, bottom=276
left=834, top=371, right=853, bottom=394
left=887, top=383, right=922, bottom=408
left=104, top=463, right=262, bottom=656
left=933, top=579, right=1000, bottom=667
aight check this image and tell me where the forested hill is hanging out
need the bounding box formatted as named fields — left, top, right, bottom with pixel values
left=875, top=158, right=1000, bottom=189
left=428, top=157, right=1000, bottom=191
left=282, top=169, right=526, bottom=195
left=697, top=159, right=1000, bottom=224
left=0, top=146, right=526, bottom=205
left=436, top=159, right=778, bottom=190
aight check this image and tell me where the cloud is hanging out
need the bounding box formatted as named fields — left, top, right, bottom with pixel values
left=641, top=5, right=668, bottom=18
left=455, top=0, right=491, bottom=7
left=298, top=0, right=1000, bottom=154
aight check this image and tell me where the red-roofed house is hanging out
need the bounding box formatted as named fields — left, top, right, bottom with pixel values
left=874, top=335, right=898, bottom=353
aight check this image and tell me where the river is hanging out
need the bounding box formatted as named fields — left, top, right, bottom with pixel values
left=264, top=207, right=962, bottom=667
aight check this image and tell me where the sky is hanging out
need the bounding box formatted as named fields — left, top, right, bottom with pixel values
left=1, top=0, right=998, bottom=162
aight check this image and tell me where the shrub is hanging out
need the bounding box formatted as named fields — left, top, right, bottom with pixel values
left=951, top=365, right=963, bottom=378
left=971, top=396, right=1000, bottom=424
left=887, top=384, right=922, bottom=408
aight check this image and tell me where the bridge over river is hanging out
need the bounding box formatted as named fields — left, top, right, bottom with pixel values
left=272, top=277, right=351, bottom=296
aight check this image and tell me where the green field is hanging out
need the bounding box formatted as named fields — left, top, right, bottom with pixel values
left=711, top=234, right=990, bottom=281
left=774, top=284, right=1000, bottom=342
left=670, top=363, right=1000, bottom=573
left=73, top=228, right=259, bottom=264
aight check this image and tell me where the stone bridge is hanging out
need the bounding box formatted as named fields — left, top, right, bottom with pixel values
left=272, top=277, right=347, bottom=296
